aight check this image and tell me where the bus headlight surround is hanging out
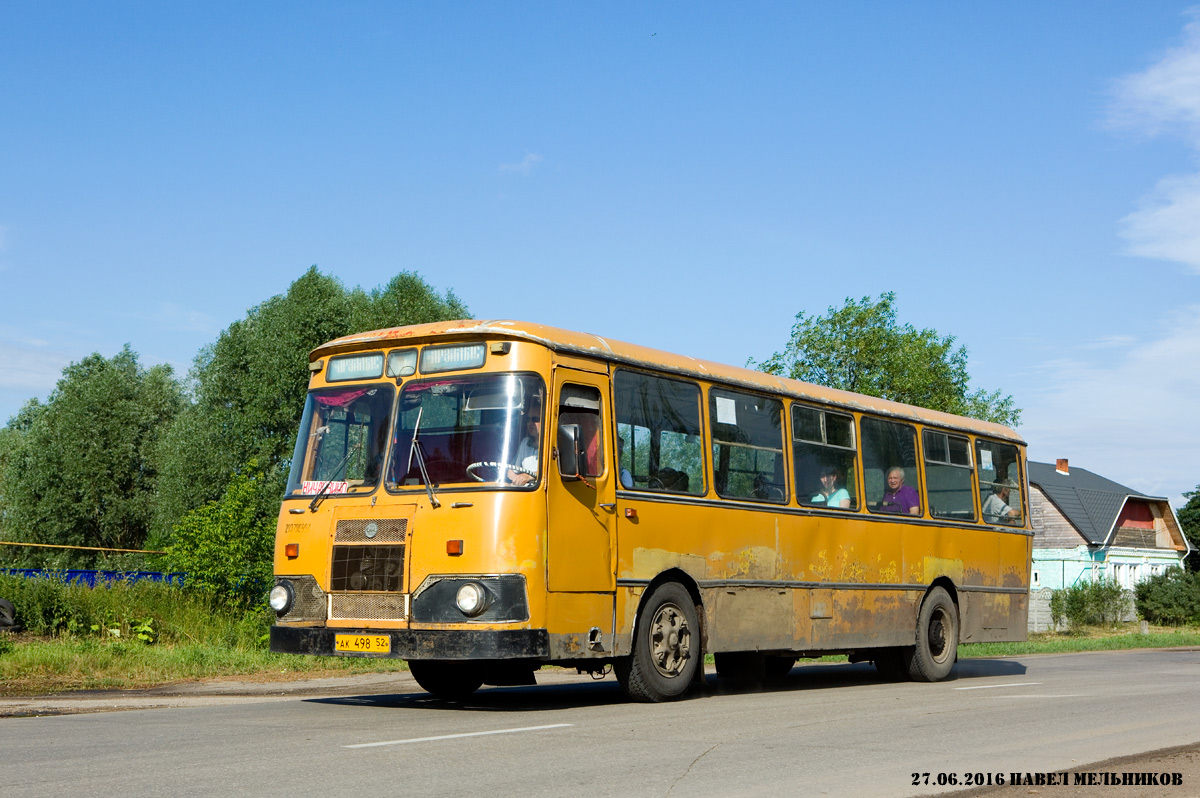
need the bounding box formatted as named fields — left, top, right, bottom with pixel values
left=455, top=581, right=492, bottom=617
left=269, top=581, right=295, bottom=614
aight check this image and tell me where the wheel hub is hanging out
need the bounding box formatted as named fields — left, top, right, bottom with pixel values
left=649, top=602, right=692, bottom=678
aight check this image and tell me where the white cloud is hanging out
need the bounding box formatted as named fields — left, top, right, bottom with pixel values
left=1111, top=10, right=1200, bottom=273
left=1020, top=306, right=1200, bottom=507
left=499, top=153, right=544, bottom=175
left=1119, top=172, right=1200, bottom=272
left=0, top=338, right=70, bottom=394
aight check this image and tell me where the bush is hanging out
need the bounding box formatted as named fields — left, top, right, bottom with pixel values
left=1049, top=579, right=1129, bottom=630
left=0, top=573, right=271, bottom=647
left=164, top=461, right=278, bottom=607
left=1135, top=569, right=1200, bottom=625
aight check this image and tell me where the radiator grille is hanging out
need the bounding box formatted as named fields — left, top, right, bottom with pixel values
left=277, top=575, right=326, bottom=623
left=330, top=593, right=410, bottom=621
left=335, top=518, right=407, bottom=543
left=331, top=545, right=404, bottom=591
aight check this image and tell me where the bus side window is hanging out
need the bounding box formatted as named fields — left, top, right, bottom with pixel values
left=558, top=384, right=603, bottom=477
left=793, top=405, right=858, bottom=510
left=923, top=430, right=975, bottom=521
left=614, top=370, right=705, bottom=495
left=861, top=417, right=922, bottom=516
left=709, top=388, right=786, bottom=504
left=976, top=439, right=1023, bottom=525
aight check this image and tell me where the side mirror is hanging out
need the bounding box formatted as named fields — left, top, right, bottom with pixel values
left=557, top=423, right=582, bottom=481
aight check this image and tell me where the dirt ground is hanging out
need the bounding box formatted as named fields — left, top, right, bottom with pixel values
left=926, top=744, right=1200, bottom=798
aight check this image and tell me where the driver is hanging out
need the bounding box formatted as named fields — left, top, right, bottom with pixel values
left=508, top=394, right=542, bottom=485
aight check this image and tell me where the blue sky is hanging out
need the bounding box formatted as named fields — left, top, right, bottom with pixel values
left=2, top=3, right=1198, bottom=506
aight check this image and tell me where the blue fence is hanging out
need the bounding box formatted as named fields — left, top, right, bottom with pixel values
left=0, top=569, right=185, bottom=587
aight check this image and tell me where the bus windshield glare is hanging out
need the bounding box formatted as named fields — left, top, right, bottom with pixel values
left=388, top=373, right=545, bottom=488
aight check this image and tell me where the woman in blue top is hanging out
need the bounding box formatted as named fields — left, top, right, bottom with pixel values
left=812, top=465, right=851, bottom=509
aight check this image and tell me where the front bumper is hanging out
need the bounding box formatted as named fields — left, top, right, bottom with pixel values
left=270, top=625, right=550, bottom=660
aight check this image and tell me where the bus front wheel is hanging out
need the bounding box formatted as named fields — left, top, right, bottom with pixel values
left=615, top=582, right=699, bottom=702
left=908, top=587, right=959, bottom=682
left=409, top=660, right=484, bottom=701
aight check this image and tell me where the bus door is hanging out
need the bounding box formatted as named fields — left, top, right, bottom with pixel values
left=546, top=368, right=616, bottom=593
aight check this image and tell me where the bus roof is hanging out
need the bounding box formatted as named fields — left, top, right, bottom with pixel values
left=313, top=319, right=1024, bottom=444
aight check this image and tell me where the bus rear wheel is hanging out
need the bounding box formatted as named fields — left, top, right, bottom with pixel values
left=908, top=587, right=958, bottom=682
left=615, top=582, right=699, bottom=703
left=408, top=660, right=484, bottom=701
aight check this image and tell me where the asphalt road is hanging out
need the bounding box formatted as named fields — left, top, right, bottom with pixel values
left=3, top=649, right=1200, bottom=798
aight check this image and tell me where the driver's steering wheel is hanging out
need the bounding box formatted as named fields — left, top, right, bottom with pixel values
left=465, top=461, right=536, bottom=483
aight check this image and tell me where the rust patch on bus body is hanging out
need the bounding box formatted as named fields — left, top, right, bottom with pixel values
left=811, top=589, right=917, bottom=649
left=703, top=586, right=793, bottom=652
left=708, top=546, right=779, bottom=580
left=626, top=548, right=707, bottom=581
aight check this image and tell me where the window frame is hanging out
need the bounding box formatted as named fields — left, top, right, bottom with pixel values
left=792, top=402, right=859, bottom=511
left=613, top=369, right=707, bottom=496
left=921, top=429, right=977, bottom=522
left=860, top=415, right=924, bottom=517
left=708, top=386, right=788, bottom=504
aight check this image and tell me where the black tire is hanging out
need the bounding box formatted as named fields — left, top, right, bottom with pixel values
left=615, top=582, right=700, bottom=702
left=408, top=660, right=484, bottom=700
left=872, top=647, right=911, bottom=681
left=907, top=587, right=959, bottom=682
left=0, top=599, right=14, bottom=629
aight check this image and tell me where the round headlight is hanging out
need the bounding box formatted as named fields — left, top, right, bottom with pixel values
left=269, top=582, right=294, bottom=614
left=455, top=582, right=490, bottom=616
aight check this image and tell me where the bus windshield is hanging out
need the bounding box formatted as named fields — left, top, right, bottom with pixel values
left=389, top=373, right=545, bottom=489
left=285, top=385, right=395, bottom=497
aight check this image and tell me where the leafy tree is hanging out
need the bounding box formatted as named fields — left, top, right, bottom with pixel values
left=165, top=461, right=278, bottom=604
left=1178, top=485, right=1200, bottom=570
left=153, top=267, right=468, bottom=544
left=0, top=347, right=183, bottom=567
left=751, top=293, right=1020, bottom=426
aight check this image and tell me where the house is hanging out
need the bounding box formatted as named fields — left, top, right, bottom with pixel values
left=1028, top=458, right=1190, bottom=592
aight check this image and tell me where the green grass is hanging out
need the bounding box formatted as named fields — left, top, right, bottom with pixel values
left=960, top=626, right=1200, bottom=658
left=0, top=635, right=408, bottom=695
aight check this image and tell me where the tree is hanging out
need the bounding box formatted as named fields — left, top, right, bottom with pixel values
left=751, top=293, right=1020, bottom=426
left=164, top=460, right=277, bottom=604
left=152, top=267, right=468, bottom=544
left=1178, top=485, right=1200, bottom=571
left=0, top=347, right=184, bottom=567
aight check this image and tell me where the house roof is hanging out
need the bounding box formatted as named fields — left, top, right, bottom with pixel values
left=1027, top=461, right=1171, bottom=546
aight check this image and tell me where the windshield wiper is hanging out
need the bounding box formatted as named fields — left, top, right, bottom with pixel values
left=308, top=441, right=362, bottom=513
left=406, top=407, right=441, bottom=509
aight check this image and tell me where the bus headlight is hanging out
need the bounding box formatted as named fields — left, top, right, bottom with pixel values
left=455, top=582, right=492, bottom=617
left=269, top=582, right=295, bottom=614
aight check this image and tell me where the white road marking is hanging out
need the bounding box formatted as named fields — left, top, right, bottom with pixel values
left=344, top=723, right=573, bottom=749
left=955, top=682, right=1042, bottom=690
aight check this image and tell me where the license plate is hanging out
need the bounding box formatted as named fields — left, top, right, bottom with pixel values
left=334, top=633, right=391, bottom=654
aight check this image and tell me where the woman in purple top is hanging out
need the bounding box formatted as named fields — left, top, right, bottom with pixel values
left=878, top=467, right=920, bottom=515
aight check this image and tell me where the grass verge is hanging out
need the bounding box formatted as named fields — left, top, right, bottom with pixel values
left=0, top=634, right=407, bottom=696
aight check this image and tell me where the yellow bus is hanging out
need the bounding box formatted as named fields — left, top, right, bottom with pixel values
left=269, top=320, right=1030, bottom=702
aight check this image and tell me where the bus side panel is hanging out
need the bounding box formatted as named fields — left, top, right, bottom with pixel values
left=545, top=592, right=614, bottom=658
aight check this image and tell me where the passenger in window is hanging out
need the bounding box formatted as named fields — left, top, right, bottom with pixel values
left=812, top=465, right=851, bottom=509
left=878, top=467, right=920, bottom=515
left=983, top=479, right=1021, bottom=524
left=509, top=395, right=542, bottom=486
left=618, top=438, right=633, bottom=489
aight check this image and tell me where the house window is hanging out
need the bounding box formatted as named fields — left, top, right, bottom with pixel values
left=1032, top=570, right=1040, bottom=587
